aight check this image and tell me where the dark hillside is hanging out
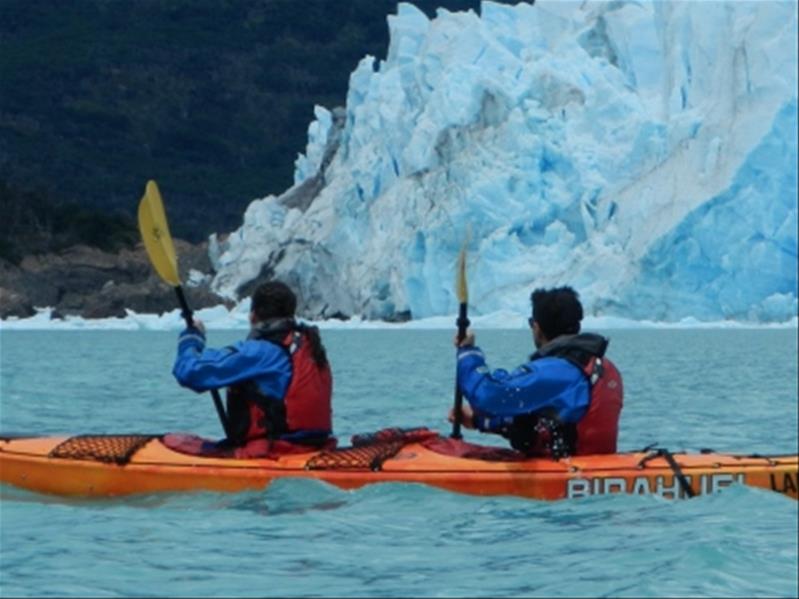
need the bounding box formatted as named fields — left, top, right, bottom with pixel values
left=0, top=0, right=518, bottom=249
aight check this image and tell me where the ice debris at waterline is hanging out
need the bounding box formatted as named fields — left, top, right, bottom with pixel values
left=1, top=305, right=796, bottom=332
left=207, top=0, right=797, bottom=324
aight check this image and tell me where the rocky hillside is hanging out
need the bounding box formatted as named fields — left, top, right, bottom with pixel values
left=0, top=241, right=229, bottom=320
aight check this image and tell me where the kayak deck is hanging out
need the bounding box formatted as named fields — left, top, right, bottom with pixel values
left=1, top=433, right=796, bottom=501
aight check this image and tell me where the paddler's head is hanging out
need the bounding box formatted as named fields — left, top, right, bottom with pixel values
left=529, top=286, right=583, bottom=348
left=249, top=281, right=297, bottom=326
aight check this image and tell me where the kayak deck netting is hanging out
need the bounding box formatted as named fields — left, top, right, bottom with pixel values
left=1, top=433, right=796, bottom=501
left=48, top=434, right=158, bottom=465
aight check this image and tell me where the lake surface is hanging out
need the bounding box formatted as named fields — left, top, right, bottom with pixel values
left=1, top=328, right=797, bottom=597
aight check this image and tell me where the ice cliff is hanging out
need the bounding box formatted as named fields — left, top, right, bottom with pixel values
left=209, top=0, right=798, bottom=323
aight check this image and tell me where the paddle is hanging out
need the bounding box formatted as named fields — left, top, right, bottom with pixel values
left=450, top=236, right=471, bottom=439
left=137, top=180, right=232, bottom=439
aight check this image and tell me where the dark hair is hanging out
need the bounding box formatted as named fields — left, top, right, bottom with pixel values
left=530, top=286, right=583, bottom=340
left=251, top=281, right=296, bottom=322
left=251, top=281, right=329, bottom=369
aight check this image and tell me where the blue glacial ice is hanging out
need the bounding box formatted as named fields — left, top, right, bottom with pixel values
left=209, top=0, right=798, bottom=324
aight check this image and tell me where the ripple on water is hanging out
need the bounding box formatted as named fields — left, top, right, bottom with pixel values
left=0, top=329, right=796, bottom=597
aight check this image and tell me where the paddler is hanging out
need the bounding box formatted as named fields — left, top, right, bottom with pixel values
left=172, top=281, right=334, bottom=457
left=449, top=286, right=623, bottom=458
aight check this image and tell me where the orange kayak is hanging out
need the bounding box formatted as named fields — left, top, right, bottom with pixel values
left=1, top=431, right=796, bottom=501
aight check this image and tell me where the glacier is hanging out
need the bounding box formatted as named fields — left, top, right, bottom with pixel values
left=209, top=0, right=798, bottom=324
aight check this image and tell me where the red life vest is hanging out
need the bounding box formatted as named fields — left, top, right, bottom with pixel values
left=283, top=330, right=333, bottom=434
left=226, top=330, right=332, bottom=446
left=507, top=333, right=623, bottom=458
left=574, top=356, right=623, bottom=454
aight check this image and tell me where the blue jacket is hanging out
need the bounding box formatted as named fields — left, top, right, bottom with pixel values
left=173, top=326, right=292, bottom=400
left=456, top=345, right=590, bottom=433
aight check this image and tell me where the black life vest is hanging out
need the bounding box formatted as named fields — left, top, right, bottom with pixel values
left=225, top=322, right=332, bottom=447
left=505, top=333, right=623, bottom=458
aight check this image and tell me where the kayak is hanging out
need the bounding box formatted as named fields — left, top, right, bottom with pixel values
left=1, top=429, right=797, bottom=501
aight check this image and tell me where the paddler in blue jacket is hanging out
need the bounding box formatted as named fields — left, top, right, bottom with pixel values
left=450, top=286, right=623, bottom=458
left=172, top=281, right=334, bottom=457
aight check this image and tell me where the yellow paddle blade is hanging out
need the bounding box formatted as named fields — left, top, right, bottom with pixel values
left=455, top=231, right=470, bottom=304
left=138, top=180, right=180, bottom=286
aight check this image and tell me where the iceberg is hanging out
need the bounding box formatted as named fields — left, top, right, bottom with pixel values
left=209, top=0, right=798, bottom=324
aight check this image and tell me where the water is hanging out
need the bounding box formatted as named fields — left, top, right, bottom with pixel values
left=1, top=328, right=797, bottom=597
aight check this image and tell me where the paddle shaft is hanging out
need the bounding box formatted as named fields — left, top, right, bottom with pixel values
left=174, top=286, right=233, bottom=440
left=450, top=302, right=470, bottom=439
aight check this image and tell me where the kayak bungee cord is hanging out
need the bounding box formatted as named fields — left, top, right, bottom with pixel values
left=639, top=447, right=696, bottom=498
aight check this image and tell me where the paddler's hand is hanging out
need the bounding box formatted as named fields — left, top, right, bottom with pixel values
left=448, top=404, right=475, bottom=429
left=454, top=329, right=475, bottom=347
left=191, top=318, right=206, bottom=335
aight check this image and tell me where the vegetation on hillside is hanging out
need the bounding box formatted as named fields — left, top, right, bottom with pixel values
left=0, top=181, right=138, bottom=264
left=1, top=0, right=515, bottom=249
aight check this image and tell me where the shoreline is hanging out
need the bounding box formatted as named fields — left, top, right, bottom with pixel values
left=1, top=305, right=797, bottom=332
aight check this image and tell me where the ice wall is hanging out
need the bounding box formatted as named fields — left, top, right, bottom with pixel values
left=210, top=0, right=798, bottom=323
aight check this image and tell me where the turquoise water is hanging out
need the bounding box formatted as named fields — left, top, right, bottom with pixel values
left=1, top=328, right=797, bottom=597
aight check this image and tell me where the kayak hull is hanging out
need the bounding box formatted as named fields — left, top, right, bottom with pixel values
left=1, top=435, right=797, bottom=501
